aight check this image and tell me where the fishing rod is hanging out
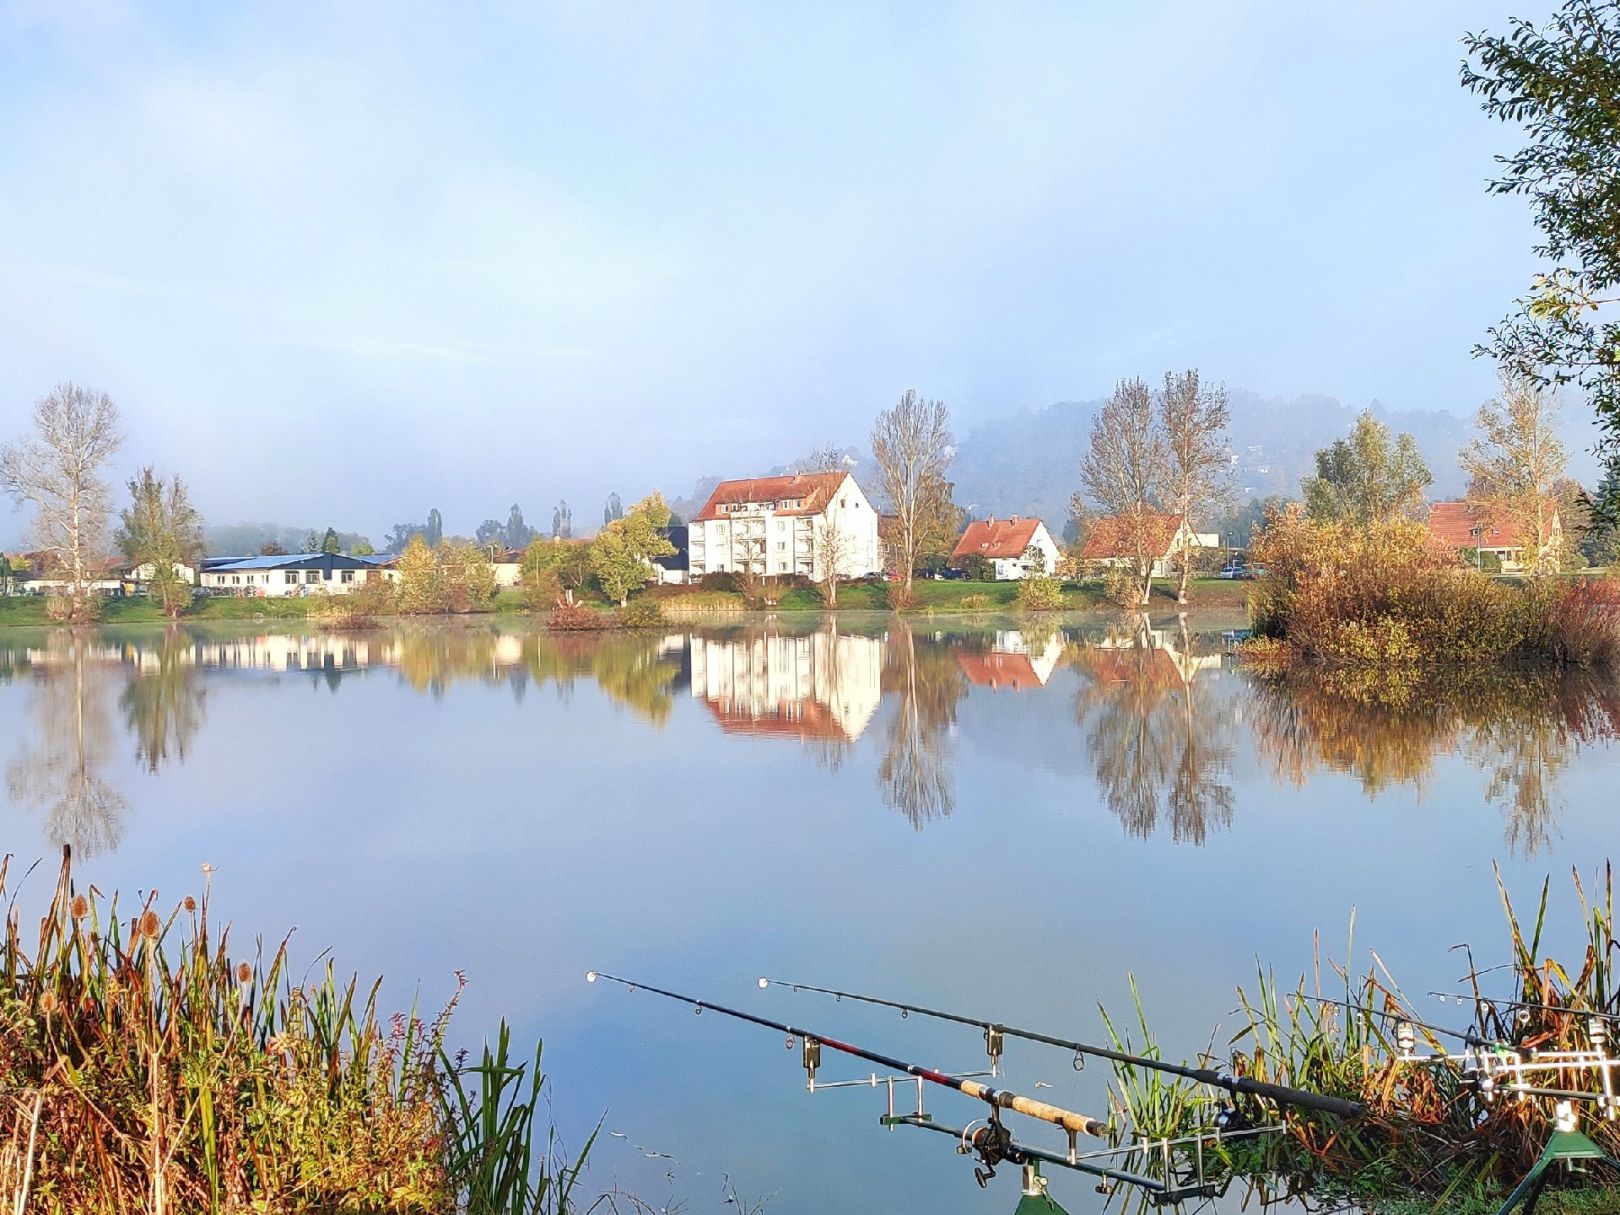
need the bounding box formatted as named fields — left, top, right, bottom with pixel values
left=585, top=971, right=1109, bottom=1141
left=1428, top=992, right=1620, bottom=1025
left=1294, top=994, right=1492, bottom=1046
left=761, top=977, right=1366, bottom=1119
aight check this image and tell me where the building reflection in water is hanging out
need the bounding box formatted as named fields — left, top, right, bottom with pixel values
left=3, top=621, right=1618, bottom=857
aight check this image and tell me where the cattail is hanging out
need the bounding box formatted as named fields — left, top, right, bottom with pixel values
left=236, top=962, right=252, bottom=985
left=184, top=896, right=197, bottom=913
left=69, top=894, right=89, bottom=920
left=138, top=910, right=161, bottom=940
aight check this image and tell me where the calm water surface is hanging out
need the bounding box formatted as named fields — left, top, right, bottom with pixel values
left=2, top=614, right=1617, bottom=1214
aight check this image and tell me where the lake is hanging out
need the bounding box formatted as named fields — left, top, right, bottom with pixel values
left=2, top=614, right=1617, bottom=1214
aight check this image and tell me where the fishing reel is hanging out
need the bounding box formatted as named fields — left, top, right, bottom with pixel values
left=957, top=1116, right=1017, bottom=1188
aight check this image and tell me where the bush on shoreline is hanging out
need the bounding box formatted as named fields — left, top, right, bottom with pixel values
left=1248, top=504, right=1620, bottom=665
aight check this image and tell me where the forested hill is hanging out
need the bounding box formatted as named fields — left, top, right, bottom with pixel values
left=948, top=390, right=1477, bottom=533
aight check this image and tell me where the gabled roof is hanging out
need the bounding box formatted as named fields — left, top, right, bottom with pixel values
left=1078, top=514, right=1184, bottom=561
left=655, top=525, right=689, bottom=571
left=1426, top=501, right=1556, bottom=550
left=955, top=650, right=1045, bottom=690
left=692, top=473, right=849, bottom=522
left=701, top=696, right=854, bottom=741
left=951, top=517, right=1045, bottom=561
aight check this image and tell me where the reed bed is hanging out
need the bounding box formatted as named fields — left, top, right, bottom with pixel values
left=1103, top=868, right=1620, bottom=1209
left=1, top=849, right=589, bottom=1215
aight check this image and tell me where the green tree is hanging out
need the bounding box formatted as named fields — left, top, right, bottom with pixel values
left=438, top=539, right=497, bottom=611
left=394, top=535, right=445, bottom=614
left=1301, top=409, right=1431, bottom=524
left=351, top=538, right=375, bottom=557
left=1463, top=3, right=1620, bottom=515
left=590, top=493, right=675, bottom=606
left=115, top=466, right=204, bottom=617
left=319, top=527, right=340, bottom=554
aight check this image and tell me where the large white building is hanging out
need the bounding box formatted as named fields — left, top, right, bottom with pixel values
left=689, top=627, right=884, bottom=742
left=688, top=472, right=881, bottom=582
left=198, top=552, right=396, bottom=597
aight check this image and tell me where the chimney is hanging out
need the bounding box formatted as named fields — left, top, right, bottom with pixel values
left=986, top=515, right=995, bottom=526
left=1011, top=514, right=1019, bottom=524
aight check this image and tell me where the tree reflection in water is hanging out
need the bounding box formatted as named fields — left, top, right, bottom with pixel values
left=5, top=634, right=126, bottom=856
left=1247, top=664, right=1620, bottom=856
left=390, top=627, right=681, bottom=725
left=1071, top=616, right=1234, bottom=845
left=118, top=629, right=207, bottom=773
left=878, top=623, right=967, bottom=829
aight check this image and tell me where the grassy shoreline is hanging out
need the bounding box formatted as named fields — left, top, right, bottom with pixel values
left=1, top=850, right=587, bottom=1214
left=0, top=578, right=1252, bottom=628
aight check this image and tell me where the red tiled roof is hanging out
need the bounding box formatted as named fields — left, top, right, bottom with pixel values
left=955, top=651, right=1044, bottom=690
left=693, top=473, right=849, bottom=522
left=701, top=696, right=854, bottom=740
left=1426, top=501, right=1555, bottom=550
left=1078, top=514, right=1184, bottom=561
left=951, top=517, right=1043, bottom=561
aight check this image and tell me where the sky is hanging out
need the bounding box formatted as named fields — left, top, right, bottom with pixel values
left=0, top=0, right=1568, bottom=544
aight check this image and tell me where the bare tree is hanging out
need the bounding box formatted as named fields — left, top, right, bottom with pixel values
left=1461, top=373, right=1568, bottom=575
left=1080, top=378, right=1167, bottom=606
left=1159, top=370, right=1232, bottom=604
left=1, top=384, right=124, bottom=621
left=795, top=444, right=850, bottom=474
left=870, top=390, right=954, bottom=597
left=812, top=513, right=856, bottom=608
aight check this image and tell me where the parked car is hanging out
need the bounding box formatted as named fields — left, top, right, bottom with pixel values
left=1218, top=563, right=1244, bottom=580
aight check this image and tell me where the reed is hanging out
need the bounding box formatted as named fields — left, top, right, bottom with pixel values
left=1, top=849, right=588, bottom=1214
left=1102, top=869, right=1620, bottom=1207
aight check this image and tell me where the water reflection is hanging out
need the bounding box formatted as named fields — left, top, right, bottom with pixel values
left=1071, top=617, right=1235, bottom=845
left=879, top=623, right=967, bottom=828
left=1, top=621, right=1617, bottom=858
left=1249, top=664, right=1620, bottom=855
left=5, top=634, right=127, bottom=856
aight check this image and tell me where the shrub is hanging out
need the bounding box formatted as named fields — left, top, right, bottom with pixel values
left=1249, top=504, right=1530, bottom=662
left=1101, top=565, right=1143, bottom=610
left=1016, top=574, right=1064, bottom=612
left=547, top=602, right=614, bottom=631
left=959, top=593, right=992, bottom=611
left=885, top=581, right=915, bottom=611
left=617, top=598, right=668, bottom=630
left=1542, top=576, right=1620, bottom=666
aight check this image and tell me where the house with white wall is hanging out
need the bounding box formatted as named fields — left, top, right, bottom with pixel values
left=1078, top=514, right=1218, bottom=577
left=688, top=473, right=881, bottom=582
left=198, top=552, right=396, bottom=597
left=950, top=516, right=1061, bottom=580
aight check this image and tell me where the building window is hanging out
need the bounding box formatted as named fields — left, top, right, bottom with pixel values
left=305, top=571, right=320, bottom=583
left=232, top=575, right=241, bottom=585
left=340, top=570, right=355, bottom=584
left=285, top=572, right=298, bottom=585
left=776, top=541, right=786, bottom=551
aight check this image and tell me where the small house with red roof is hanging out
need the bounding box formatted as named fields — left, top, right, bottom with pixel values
left=1077, top=513, right=1218, bottom=577
left=950, top=515, right=1061, bottom=580
left=1426, top=501, right=1561, bottom=572
left=688, top=472, right=880, bottom=582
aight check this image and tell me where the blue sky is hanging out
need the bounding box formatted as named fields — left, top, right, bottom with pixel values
left=0, top=0, right=1564, bottom=541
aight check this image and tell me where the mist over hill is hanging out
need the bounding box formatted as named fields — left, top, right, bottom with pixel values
left=669, top=389, right=1604, bottom=541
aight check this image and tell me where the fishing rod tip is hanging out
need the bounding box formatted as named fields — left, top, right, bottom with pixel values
left=758, top=977, right=770, bottom=989
left=586, top=971, right=598, bottom=983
